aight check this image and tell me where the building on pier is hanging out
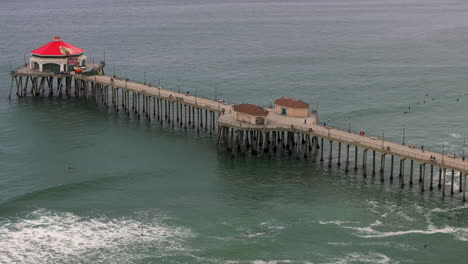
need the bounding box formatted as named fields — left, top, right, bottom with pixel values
left=233, top=104, right=269, bottom=125
left=29, top=36, right=87, bottom=73
left=274, top=97, right=309, bottom=117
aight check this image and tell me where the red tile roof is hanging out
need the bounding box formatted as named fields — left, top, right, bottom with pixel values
left=234, top=104, right=269, bottom=116
left=274, top=97, right=309, bottom=108
left=31, top=36, right=85, bottom=56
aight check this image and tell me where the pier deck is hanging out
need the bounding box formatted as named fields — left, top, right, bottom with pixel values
left=10, top=66, right=468, bottom=200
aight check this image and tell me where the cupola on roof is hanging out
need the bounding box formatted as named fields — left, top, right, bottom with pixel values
left=31, top=36, right=85, bottom=57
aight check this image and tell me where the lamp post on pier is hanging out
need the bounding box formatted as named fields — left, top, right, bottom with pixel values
left=348, top=114, right=351, bottom=132
left=463, top=138, right=466, bottom=159
left=382, top=129, right=385, bottom=149
left=442, top=142, right=445, bottom=165
left=195, top=87, right=198, bottom=105
left=327, top=119, right=331, bottom=139
left=144, top=71, right=146, bottom=85
left=402, top=125, right=406, bottom=145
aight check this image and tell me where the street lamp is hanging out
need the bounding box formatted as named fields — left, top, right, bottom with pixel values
left=442, top=142, right=445, bottom=165
left=195, top=87, right=198, bottom=105
left=327, top=119, right=331, bottom=139
left=177, top=79, right=180, bottom=93
left=463, top=138, right=466, bottom=159
left=382, top=129, right=385, bottom=149
left=144, top=71, right=146, bottom=85
left=348, top=114, right=351, bottom=132
left=402, top=125, right=406, bottom=145
left=215, top=87, right=218, bottom=101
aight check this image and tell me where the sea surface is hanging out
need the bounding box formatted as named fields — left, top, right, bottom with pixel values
left=1, top=0, right=468, bottom=263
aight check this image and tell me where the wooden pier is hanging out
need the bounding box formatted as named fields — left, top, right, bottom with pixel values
left=9, top=66, right=468, bottom=202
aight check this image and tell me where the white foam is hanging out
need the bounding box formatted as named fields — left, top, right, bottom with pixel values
left=0, top=209, right=194, bottom=263
left=325, top=252, right=392, bottom=264
left=320, top=203, right=468, bottom=242
left=319, top=220, right=360, bottom=225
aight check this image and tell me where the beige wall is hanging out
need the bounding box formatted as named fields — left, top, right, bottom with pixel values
left=235, top=113, right=267, bottom=125
left=236, top=113, right=251, bottom=123
left=275, top=104, right=308, bottom=117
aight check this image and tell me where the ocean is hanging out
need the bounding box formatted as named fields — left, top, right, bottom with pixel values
left=1, top=0, right=468, bottom=263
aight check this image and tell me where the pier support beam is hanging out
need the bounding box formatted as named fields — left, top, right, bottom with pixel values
left=463, top=173, right=466, bottom=202
left=320, top=138, right=324, bottom=162
left=328, top=140, right=333, bottom=167
left=390, top=155, right=394, bottom=180
left=380, top=154, right=386, bottom=182
left=451, top=170, right=455, bottom=195
left=372, top=151, right=376, bottom=176
left=421, top=163, right=426, bottom=192
left=399, top=158, right=405, bottom=187
left=345, top=144, right=350, bottom=172
left=362, top=149, right=368, bottom=177
left=354, top=146, right=358, bottom=171
left=410, top=160, right=414, bottom=185
left=442, top=168, right=447, bottom=196
left=337, top=142, right=341, bottom=167
left=430, top=164, right=434, bottom=190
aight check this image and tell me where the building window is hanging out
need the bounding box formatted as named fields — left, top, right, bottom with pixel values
left=281, top=108, right=287, bottom=115
left=256, top=117, right=265, bottom=125
left=42, top=63, right=60, bottom=73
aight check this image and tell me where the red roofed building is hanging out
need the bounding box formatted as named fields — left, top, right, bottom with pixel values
left=29, top=36, right=87, bottom=72
left=233, top=104, right=269, bottom=125
left=274, top=97, right=309, bottom=117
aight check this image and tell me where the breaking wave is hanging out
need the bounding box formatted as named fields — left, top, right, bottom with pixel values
left=319, top=201, right=468, bottom=242
left=0, top=209, right=194, bottom=263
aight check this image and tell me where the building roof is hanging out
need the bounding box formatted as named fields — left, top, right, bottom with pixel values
left=31, top=36, right=85, bottom=57
left=274, top=97, right=309, bottom=108
left=234, top=104, right=269, bottom=116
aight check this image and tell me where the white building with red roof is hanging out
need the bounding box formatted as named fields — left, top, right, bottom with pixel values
left=29, top=36, right=87, bottom=72
left=233, top=104, right=269, bottom=125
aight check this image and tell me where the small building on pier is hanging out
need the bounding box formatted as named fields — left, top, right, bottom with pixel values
left=274, top=97, right=309, bottom=117
left=233, top=104, right=269, bottom=125
left=29, top=36, right=87, bottom=73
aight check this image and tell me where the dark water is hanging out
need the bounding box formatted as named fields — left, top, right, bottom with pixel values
left=1, top=0, right=468, bottom=263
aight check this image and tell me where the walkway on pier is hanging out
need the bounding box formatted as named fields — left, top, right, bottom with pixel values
left=11, top=66, right=468, bottom=173
left=10, top=66, right=468, bottom=200
left=219, top=113, right=468, bottom=173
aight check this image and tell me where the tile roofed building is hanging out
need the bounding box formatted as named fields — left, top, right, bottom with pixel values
left=274, top=97, right=309, bottom=108
left=274, top=97, right=309, bottom=118
left=233, top=104, right=269, bottom=125
left=234, top=104, right=269, bottom=116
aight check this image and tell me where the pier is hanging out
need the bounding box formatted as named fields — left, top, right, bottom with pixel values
left=8, top=34, right=468, bottom=202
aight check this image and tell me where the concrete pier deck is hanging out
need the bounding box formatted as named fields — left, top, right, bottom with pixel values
left=10, top=66, right=468, bottom=199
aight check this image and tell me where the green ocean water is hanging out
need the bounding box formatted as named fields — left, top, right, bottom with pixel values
left=1, top=0, right=468, bottom=263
